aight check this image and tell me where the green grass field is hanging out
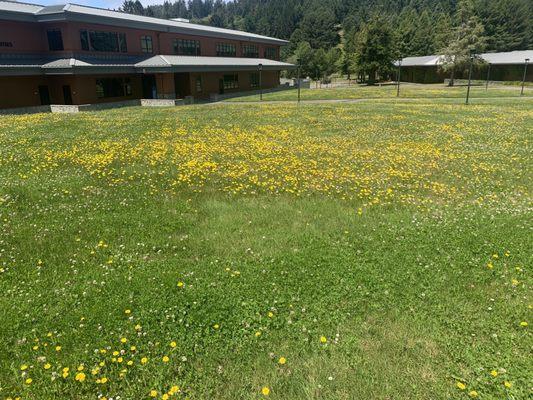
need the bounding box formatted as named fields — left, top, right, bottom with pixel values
left=1, top=93, right=532, bottom=400
left=226, top=82, right=533, bottom=102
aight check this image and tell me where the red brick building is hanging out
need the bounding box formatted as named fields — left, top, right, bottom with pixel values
left=0, top=0, right=294, bottom=109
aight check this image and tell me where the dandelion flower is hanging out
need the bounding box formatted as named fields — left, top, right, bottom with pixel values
left=268, top=312, right=274, bottom=318
left=162, top=394, right=169, bottom=400
left=456, top=382, right=466, bottom=390
left=75, top=372, right=86, bottom=382
left=213, top=324, right=220, bottom=329
left=120, top=337, right=128, bottom=343
left=504, top=381, right=512, bottom=388
left=278, top=357, right=286, bottom=365
left=261, top=386, right=270, bottom=396
left=468, top=390, right=478, bottom=398
left=44, top=363, right=51, bottom=370
left=170, top=341, right=177, bottom=348
left=162, top=356, right=170, bottom=363
left=100, top=377, right=108, bottom=384
left=177, top=281, right=184, bottom=288
left=320, top=336, right=327, bottom=344
left=125, top=309, right=131, bottom=315
left=490, top=370, right=498, bottom=377
left=141, top=357, right=148, bottom=365
left=149, top=390, right=158, bottom=397
left=25, top=378, right=32, bottom=385
left=55, top=346, right=61, bottom=352
left=519, top=321, right=528, bottom=327
left=20, top=365, right=28, bottom=371
left=169, top=385, right=180, bottom=394
left=77, top=365, right=84, bottom=371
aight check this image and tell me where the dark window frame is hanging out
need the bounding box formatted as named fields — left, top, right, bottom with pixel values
left=223, top=74, right=239, bottom=90
left=195, top=76, right=203, bottom=92
left=80, top=29, right=128, bottom=53
left=264, top=47, right=277, bottom=60
left=140, top=35, right=153, bottom=53
left=96, top=78, right=132, bottom=99
left=173, top=39, right=201, bottom=56
left=216, top=42, right=236, bottom=57
left=250, top=72, right=260, bottom=88
left=47, top=29, right=64, bottom=51
left=242, top=44, right=259, bottom=58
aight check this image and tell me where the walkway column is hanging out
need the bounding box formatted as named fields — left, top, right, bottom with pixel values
left=155, top=73, right=176, bottom=99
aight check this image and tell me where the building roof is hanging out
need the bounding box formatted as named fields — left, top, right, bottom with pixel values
left=0, top=0, right=288, bottom=45
left=396, top=50, right=533, bottom=66
left=0, top=53, right=295, bottom=75
left=137, top=55, right=294, bottom=72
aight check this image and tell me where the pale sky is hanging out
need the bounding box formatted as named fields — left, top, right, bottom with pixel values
left=34, top=0, right=165, bottom=9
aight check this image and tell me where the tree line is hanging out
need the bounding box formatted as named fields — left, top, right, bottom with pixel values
left=120, top=0, right=532, bottom=83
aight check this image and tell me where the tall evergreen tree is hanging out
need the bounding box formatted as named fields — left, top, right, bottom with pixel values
left=355, top=15, right=398, bottom=83
left=440, top=0, right=487, bottom=85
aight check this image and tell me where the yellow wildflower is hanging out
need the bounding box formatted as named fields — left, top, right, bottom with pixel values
left=75, top=372, right=86, bottom=382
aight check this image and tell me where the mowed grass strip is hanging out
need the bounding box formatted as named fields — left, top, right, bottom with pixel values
left=0, top=97, right=531, bottom=399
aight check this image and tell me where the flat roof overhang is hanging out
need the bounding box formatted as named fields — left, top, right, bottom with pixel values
left=0, top=55, right=296, bottom=76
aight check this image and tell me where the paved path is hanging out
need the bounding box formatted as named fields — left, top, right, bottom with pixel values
left=202, top=96, right=533, bottom=106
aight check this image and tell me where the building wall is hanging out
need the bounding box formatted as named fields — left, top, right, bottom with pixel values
left=0, top=18, right=280, bottom=59
left=188, top=70, right=280, bottom=99
left=0, top=20, right=48, bottom=53
left=400, top=64, right=533, bottom=83
left=0, top=76, right=48, bottom=108
left=0, top=70, right=280, bottom=108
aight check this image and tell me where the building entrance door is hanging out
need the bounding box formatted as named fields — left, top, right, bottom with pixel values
left=38, top=85, right=51, bottom=105
left=219, top=79, right=224, bottom=95
left=142, top=75, right=157, bottom=99
left=63, top=85, right=73, bottom=105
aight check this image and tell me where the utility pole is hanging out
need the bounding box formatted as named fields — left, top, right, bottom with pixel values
left=296, top=58, right=301, bottom=104
left=485, top=63, right=491, bottom=91
left=396, top=58, right=402, bottom=97
left=258, top=63, right=263, bottom=101
left=466, top=54, right=474, bottom=105
left=521, top=58, right=529, bottom=96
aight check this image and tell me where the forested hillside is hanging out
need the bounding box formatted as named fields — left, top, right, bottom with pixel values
left=120, top=0, right=531, bottom=82
left=121, top=0, right=531, bottom=54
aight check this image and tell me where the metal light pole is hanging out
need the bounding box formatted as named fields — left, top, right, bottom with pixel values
left=258, top=63, right=263, bottom=101
left=296, top=58, right=301, bottom=104
left=521, top=58, right=529, bottom=96
left=465, top=54, right=474, bottom=105
left=396, top=58, right=402, bottom=97
left=485, top=63, right=491, bottom=91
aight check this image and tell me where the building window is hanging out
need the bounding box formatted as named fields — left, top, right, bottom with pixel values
left=223, top=74, right=239, bottom=90
left=47, top=29, right=64, bottom=51
left=96, top=78, right=132, bottom=98
left=242, top=44, right=259, bottom=58
left=195, top=76, right=202, bottom=92
left=264, top=47, right=277, bottom=60
left=80, top=30, right=128, bottom=53
left=216, top=42, right=236, bottom=57
left=250, top=72, right=260, bottom=88
left=140, top=35, right=153, bottom=53
left=173, top=39, right=201, bottom=56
